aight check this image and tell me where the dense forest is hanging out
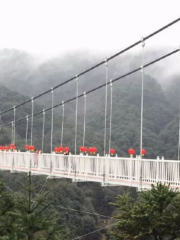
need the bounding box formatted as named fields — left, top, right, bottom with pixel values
left=0, top=48, right=180, bottom=239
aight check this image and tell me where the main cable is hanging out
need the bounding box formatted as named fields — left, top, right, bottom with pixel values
left=0, top=49, right=179, bottom=129
left=0, top=17, right=179, bottom=117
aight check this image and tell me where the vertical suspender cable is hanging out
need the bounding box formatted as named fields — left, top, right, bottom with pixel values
left=61, top=101, right=64, bottom=146
left=109, top=80, right=113, bottom=152
left=26, top=115, right=29, bottom=145
left=29, top=97, right=34, bottom=175
left=51, top=88, right=54, bottom=153
left=75, top=75, right=79, bottom=155
left=140, top=37, right=145, bottom=192
left=11, top=121, right=14, bottom=144
left=13, top=106, right=16, bottom=144
left=178, top=99, right=180, bottom=161
left=42, top=109, right=45, bottom=153
left=83, top=92, right=87, bottom=147
left=104, top=59, right=108, bottom=156
left=0, top=112, right=1, bottom=131
left=178, top=47, right=180, bottom=160
left=140, top=38, right=145, bottom=158
left=30, top=97, right=34, bottom=146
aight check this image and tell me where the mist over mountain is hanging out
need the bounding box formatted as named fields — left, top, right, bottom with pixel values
left=0, top=47, right=179, bottom=159
left=0, top=47, right=179, bottom=98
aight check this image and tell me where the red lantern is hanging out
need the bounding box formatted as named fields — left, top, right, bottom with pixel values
left=64, top=147, right=69, bottom=154
left=92, top=147, right=97, bottom=154
left=54, top=147, right=58, bottom=153
left=29, top=145, right=35, bottom=152
left=79, top=146, right=84, bottom=153
left=88, top=147, right=93, bottom=154
left=10, top=144, right=16, bottom=151
left=110, top=148, right=115, bottom=155
left=58, top=146, right=64, bottom=153
left=25, top=145, right=29, bottom=151
left=84, top=147, right=88, bottom=153
left=141, top=149, right=146, bottom=156
left=128, top=148, right=135, bottom=158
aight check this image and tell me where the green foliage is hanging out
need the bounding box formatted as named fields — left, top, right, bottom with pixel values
left=110, top=183, right=180, bottom=240
left=0, top=176, right=66, bottom=240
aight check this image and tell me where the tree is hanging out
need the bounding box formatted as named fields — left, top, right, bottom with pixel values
left=0, top=180, right=15, bottom=238
left=9, top=173, right=66, bottom=240
left=109, top=183, right=180, bottom=240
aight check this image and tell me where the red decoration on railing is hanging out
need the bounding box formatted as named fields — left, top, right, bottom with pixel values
left=128, top=148, right=135, bottom=158
left=29, top=145, right=35, bottom=152
left=10, top=144, right=16, bottom=151
left=58, top=146, right=64, bottom=153
left=110, top=148, right=115, bottom=156
left=92, top=147, right=97, bottom=154
left=79, top=146, right=84, bottom=153
left=25, top=145, right=29, bottom=151
left=141, top=149, right=146, bottom=156
left=88, top=147, right=93, bottom=154
left=64, top=147, right=69, bottom=155
left=84, top=147, right=88, bottom=153
left=54, top=147, right=58, bottom=153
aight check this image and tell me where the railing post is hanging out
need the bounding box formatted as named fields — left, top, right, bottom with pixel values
left=68, top=153, right=71, bottom=177
left=50, top=152, right=55, bottom=177
left=96, top=153, right=99, bottom=177
left=103, top=155, right=109, bottom=186
left=11, top=151, right=15, bottom=173
left=156, top=157, right=159, bottom=183
left=129, top=158, right=132, bottom=186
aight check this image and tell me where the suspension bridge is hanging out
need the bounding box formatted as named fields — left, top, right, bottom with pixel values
left=0, top=17, right=180, bottom=190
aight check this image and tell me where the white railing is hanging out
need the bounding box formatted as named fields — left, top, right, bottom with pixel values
left=0, top=151, right=180, bottom=189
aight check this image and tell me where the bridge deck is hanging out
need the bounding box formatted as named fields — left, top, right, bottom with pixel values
left=0, top=152, right=180, bottom=189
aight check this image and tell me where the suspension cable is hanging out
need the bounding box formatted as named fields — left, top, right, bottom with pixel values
left=83, top=92, right=87, bottom=147
left=75, top=75, right=79, bottom=155
left=50, top=88, right=54, bottom=153
left=13, top=106, right=16, bottom=144
left=0, top=18, right=179, bottom=117
left=140, top=37, right=145, bottom=158
left=0, top=49, right=179, bottom=129
left=178, top=96, right=180, bottom=161
left=42, top=109, right=45, bottom=153
left=109, top=80, right=113, bottom=152
left=30, top=98, right=34, bottom=146
left=0, top=112, right=1, bottom=131
left=61, top=101, right=64, bottom=146
left=25, top=115, right=29, bottom=146
left=178, top=47, right=180, bottom=161
left=11, top=121, right=14, bottom=144
left=104, top=59, right=108, bottom=156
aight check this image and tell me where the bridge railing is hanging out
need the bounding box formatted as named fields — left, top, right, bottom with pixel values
left=1, top=152, right=180, bottom=189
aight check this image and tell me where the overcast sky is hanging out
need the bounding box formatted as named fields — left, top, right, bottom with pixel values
left=0, top=0, right=180, bottom=57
